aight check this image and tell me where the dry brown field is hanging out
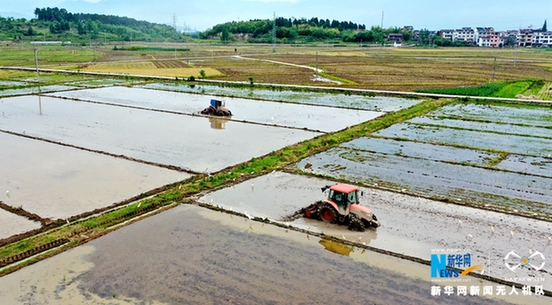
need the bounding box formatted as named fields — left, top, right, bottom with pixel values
left=87, top=44, right=552, bottom=92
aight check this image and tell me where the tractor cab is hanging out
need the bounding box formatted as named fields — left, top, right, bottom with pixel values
left=200, top=99, right=232, bottom=116
left=326, top=184, right=359, bottom=216
left=302, top=183, right=378, bottom=231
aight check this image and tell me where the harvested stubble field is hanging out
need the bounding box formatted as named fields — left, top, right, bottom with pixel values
left=3, top=43, right=552, bottom=94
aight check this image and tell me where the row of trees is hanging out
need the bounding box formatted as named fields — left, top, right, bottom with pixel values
left=201, top=17, right=413, bottom=44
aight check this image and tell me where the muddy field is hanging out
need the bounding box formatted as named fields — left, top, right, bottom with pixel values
left=294, top=102, right=552, bottom=216
left=1, top=82, right=551, bottom=304
left=194, top=171, right=552, bottom=291
left=0, top=204, right=545, bottom=305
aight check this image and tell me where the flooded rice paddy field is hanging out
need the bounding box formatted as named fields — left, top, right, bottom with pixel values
left=141, top=82, right=419, bottom=111
left=430, top=103, right=552, bottom=126
left=0, top=94, right=319, bottom=173
left=0, top=209, right=40, bottom=240
left=294, top=102, right=552, bottom=215
left=48, top=86, right=383, bottom=133
left=0, top=204, right=540, bottom=305
left=0, top=131, right=190, bottom=220
left=194, top=171, right=552, bottom=291
left=2, top=84, right=552, bottom=303
left=0, top=85, right=77, bottom=97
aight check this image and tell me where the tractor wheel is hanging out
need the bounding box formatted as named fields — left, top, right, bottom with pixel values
left=348, top=214, right=366, bottom=232
left=318, top=203, right=338, bottom=223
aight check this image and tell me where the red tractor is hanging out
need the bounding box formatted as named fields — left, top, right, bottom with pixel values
left=201, top=99, right=232, bottom=117
left=303, top=184, right=379, bottom=231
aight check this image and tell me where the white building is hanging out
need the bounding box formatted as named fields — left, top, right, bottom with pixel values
left=533, top=31, right=552, bottom=47
left=453, top=27, right=475, bottom=43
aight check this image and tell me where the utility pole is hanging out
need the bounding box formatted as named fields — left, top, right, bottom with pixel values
left=33, top=48, right=42, bottom=115
left=172, top=14, right=178, bottom=58
left=381, top=11, right=384, bottom=28
left=272, top=12, right=276, bottom=52
left=491, top=57, right=497, bottom=82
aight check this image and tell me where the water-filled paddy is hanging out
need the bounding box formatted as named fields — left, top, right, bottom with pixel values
left=0, top=85, right=77, bottom=97
left=293, top=102, right=552, bottom=215
left=194, top=171, right=552, bottom=291
left=376, top=123, right=552, bottom=156
left=0, top=204, right=535, bottom=305
left=0, top=209, right=40, bottom=240
left=0, top=95, right=319, bottom=173
left=49, top=86, right=383, bottom=132
left=430, top=103, right=552, bottom=126
left=141, top=82, right=420, bottom=111
left=0, top=132, right=190, bottom=220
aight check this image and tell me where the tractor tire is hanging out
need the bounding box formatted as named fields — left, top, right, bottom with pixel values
left=348, top=214, right=366, bottom=232
left=318, top=203, right=338, bottom=223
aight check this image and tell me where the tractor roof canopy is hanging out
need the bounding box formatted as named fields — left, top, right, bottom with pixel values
left=329, top=184, right=358, bottom=194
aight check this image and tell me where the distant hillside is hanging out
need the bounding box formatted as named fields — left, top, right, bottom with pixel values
left=0, top=7, right=187, bottom=43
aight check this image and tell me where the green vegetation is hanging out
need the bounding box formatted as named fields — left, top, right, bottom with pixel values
left=0, top=7, right=190, bottom=44
left=201, top=17, right=412, bottom=45
left=1, top=7, right=414, bottom=45
left=416, top=80, right=544, bottom=98
left=113, top=46, right=190, bottom=52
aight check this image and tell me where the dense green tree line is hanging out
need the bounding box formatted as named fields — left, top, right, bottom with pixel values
left=1, top=8, right=417, bottom=45
left=201, top=17, right=413, bottom=44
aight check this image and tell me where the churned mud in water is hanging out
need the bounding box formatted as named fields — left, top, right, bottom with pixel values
left=49, top=86, right=383, bottom=133
left=296, top=144, right=552, bottom=214
left=0, top=205, right=531, bottom=305
left=0, top=95, right=319, bottom=173
left=0, top=132, right=190, bottom=221
left=0, top=208, right=40, bottom=240
left=0, top=245, right=167, bottom=305
left=195, top=171, right=552, bottom=291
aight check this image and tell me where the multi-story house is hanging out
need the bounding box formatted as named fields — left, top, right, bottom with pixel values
left=453, top=27, right=475, bottom=43
left=475, top=27, right=495, bottom=42
left=478, top=34, right=501, bottom=47
left=440, top=29, right=454, bottom=40
left=518, top=29, right=534, bottom=47
left=533, top=31, right=552, bottom=47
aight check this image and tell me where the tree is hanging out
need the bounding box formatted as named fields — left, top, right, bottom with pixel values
left=27, top=26, right=34, bottom=36
left=543, top=19, right=547, bottom=31
left=221, top=26, right=230, bottom=44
